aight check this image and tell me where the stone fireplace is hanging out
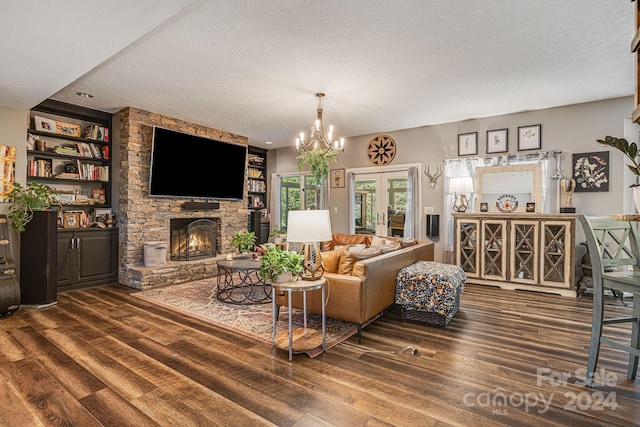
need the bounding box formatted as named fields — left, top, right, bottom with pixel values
left=170, top=218, right=220, bottom=260
left=117, top=107, right=249, bottom=289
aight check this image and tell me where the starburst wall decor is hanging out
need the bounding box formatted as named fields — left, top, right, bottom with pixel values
left=367, top=135, right=396, bottom=165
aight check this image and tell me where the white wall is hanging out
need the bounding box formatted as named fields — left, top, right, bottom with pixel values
left=271, top=96, right=638, bottom=262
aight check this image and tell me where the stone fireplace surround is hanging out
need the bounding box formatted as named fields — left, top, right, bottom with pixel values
left=118, top=108, right=249, bottom=289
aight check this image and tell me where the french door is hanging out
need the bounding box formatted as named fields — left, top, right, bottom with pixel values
left=352, top=170, right=409, bottom=237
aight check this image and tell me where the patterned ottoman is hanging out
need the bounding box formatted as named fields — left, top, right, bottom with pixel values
left=395, top=261, right=466, bottom=326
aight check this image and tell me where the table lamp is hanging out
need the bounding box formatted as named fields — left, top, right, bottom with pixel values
left=450, top=177, right=473, bottom=212
left=286, top=209, right=333, bottom=281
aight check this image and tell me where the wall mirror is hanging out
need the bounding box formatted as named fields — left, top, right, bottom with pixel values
left=474, top=164, right=542, bottom=213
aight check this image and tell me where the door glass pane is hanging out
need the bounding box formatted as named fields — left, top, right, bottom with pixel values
left=304, top=175, right=322, bottom=210
left=355, top=178, right=377, bottom=234
left=387, top=177, right=408, bottom=237
left=280, top=176, right=301, bottom=229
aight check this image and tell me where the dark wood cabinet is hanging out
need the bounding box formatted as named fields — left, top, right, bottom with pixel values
left=57, top=228, right=118, bottom=290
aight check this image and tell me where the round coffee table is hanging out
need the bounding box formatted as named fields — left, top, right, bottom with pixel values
left=216, top=258, right=271, bottom=304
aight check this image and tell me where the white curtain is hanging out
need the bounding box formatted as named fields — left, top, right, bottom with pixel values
left=404, top=166, right=419, bottom=238
left=347, top=171, right=356, bottom=233
left=270, top=173, right=282, bottom=229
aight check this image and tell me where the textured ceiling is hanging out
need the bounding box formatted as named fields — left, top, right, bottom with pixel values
left=1, top=1, right=635, bottom=149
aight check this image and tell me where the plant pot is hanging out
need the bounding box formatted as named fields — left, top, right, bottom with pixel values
left=273, top=271, right=292, bottom=283
left=273, top=237, right=284, bottom=244
left=634, top=186, right=640, bottom=213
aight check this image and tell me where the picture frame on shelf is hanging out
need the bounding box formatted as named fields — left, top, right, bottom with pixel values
left=56, top=121, right=81, bottom=137
left=63, top=212, right=79, bottom=229
left=91, top=188, right=105, bottom=200
left=458, top=132, right=478, bottom=156
left=55, top=192, right=76, bottom=205
left=34, top=116, right=56, bottom=133
left=486, top=129, right=508, bottom=154
left=330, top=168, right=345, bottom=188
left=517, top=124, right=542, bottom=151
left=526, top=202, right=536, bottom=212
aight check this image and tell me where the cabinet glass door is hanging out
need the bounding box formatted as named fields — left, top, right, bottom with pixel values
left=456, top=219, right=480, bottom=278
left=480, top=220, right=507, bottom=280
left=510, top=220, right=539, bottom=284
left=540, top=220, right=572, bottom=288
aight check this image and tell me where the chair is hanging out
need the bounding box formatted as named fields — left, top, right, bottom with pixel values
left=578, top=215, right=640, bottom=386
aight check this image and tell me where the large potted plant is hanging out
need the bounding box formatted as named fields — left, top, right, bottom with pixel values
left=596, top=136, right=640, bottom=211
left=269, top=225, right=286, bottom=244
left=259, top=245, right=303, bottom=283
left=230, top=230, right=257, bottom=253
left=6, top=182, right=58, bottom=231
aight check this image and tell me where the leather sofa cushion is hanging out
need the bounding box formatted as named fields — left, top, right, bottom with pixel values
left=338, top=248, right=358, bottom=274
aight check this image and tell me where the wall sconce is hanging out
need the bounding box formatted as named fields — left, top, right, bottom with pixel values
left=449, top=177, right=474, bottom=212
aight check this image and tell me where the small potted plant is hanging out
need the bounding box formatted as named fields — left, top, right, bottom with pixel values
left=230, top=230, right=257, bottom=254
left=269, top=225, right=286, bottom=244
left=259, top=245, right=303, bottom=283
left=6, top=182, right=58, bottom=231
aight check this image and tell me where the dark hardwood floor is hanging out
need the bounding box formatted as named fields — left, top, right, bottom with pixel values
left=0, top=283, right=638, bottom=426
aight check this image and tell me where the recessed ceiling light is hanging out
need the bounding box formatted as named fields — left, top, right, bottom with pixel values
left=75, top=92, right=94, bottom=98
left=265, top=141, right=273, bottom=145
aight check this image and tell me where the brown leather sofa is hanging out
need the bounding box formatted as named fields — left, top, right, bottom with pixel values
left=274, top=233, right=434, bottom=343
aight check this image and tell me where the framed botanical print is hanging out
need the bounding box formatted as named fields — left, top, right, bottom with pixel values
left=458, top=132, right=478, bottom=156
left=517, top=124, right=542, bottom=151
left=486, top=129, right=508, bottom=154
left=330, top=168, right=345, bottom=188
left=572, top=151, right=609, bottom=192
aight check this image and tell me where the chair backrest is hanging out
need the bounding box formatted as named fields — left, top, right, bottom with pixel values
left=578, top=216, right=640, bottom=284
left=389, top=214, right=404, bottom=227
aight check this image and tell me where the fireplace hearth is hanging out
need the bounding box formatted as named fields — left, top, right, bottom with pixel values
left=170, top=218, right=220, bottom=261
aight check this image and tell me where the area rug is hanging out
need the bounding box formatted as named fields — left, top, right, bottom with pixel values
left=132, top=278, right=358, bottom=358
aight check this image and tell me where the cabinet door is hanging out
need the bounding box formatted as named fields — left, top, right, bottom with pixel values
left=480, top=220, right=507, bottom=281
left=509, top=220, right=539, bottom=284
left=57, top=232, right=76, bottom=286
left=77, top=230, right=118, bottom=282
left=540, top=220, right=572, bottom=288
left=455, top=218, right=480, bottom=278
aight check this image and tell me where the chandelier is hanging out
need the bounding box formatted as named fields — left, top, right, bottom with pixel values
left=295, top=93, right=345, bottom=154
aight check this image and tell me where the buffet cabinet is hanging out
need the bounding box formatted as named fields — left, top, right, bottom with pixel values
left=453, top=213, right=577, bottom=296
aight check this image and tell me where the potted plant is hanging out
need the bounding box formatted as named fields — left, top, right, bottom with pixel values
left=259, top=245, right=303, bottom=282
left=6, top=182, right=58, bottom=231
left=597, top=136, right=640, bottom=211
left=230, top=230, right=257, bottom=253
left=269, top=225, right=286, bottom=244
left=296, top=148, right=340, bottom=182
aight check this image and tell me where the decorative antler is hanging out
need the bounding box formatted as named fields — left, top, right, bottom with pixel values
left=424, top=163, right=443, bottom=189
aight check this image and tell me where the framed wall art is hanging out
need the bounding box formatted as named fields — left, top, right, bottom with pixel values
left=458, top=132, right=478, bottom=156
left=572, top=151, right=609, bottom=192
left=517, top=124, right=541, bottom=151
left=330, top=168, right=345, bottom=188
left=486, top=129, right=508, bottom=154
left=34, top=115, right=56, bottom=133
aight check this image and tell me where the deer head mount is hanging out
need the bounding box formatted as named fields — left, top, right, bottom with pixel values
left=424, top=163, right=443, bottom=189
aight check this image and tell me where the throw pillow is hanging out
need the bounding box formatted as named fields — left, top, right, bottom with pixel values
left=371, top=236, right=387, bottom=247
left=338, top=249, right=357, bottom=274
left=349, top=246, right=381, bottom=259
left=321, top=249, right=342, bottom=273
left=400, top=237, right=417, bottom=247
left=380, top=241, right=401, bottom=253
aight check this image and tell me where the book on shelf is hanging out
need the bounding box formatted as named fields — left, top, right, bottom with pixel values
left=54, top=145, right=81, bottom=156
left=83, top=124, right=108, bottom=142
left=56, top=172, right=80, bottom=179
left=29, top=157, right=53, bottom=177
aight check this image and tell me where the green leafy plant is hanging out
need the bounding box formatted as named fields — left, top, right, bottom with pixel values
left=258, top=245, right=303, bottom=281
left=269, top=225, right=286, bottom=239
left=7, top=182, right=58, bottom=231
left=296, top=148, right=340, bottom=181
left=230, top=230, right=256, bottom=252
left=597, top=136, right=640, bottom=184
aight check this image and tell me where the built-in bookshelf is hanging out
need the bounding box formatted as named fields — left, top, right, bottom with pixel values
left=27, top=100, right=113, bottom=227
left=247, top=146, right=267, bottom=210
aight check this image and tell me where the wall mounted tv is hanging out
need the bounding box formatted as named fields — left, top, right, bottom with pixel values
left=149, top=126, right=247, bottom=200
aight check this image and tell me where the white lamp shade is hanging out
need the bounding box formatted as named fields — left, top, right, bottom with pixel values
left=286, top=210, right=333, bottom=243
left=449, top=177, right=474, bottom=194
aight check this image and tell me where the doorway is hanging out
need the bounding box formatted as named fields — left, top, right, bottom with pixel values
left=352, top=170, right=411, bottom=237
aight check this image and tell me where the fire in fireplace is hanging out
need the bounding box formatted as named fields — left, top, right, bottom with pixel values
left=170, top=218, right=220, bottom=261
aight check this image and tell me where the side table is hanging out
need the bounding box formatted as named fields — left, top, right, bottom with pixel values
left=271, top=277, right=326, bottom=361
left=216, top=258, right=271, bottom=304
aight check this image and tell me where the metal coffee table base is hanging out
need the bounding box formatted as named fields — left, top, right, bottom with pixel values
left=216, top=259, right=271, bottom=304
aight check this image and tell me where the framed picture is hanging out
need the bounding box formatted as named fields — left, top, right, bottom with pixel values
left=518, top=124, right=542, bottom=151
left=330, top=168, right=345, bottom=188
left=91, top=188, right=105, bottom=200
left=458, top=132, right=478, bottom=156
left=34, top=116, right=56, bottom=133
left=526, top=202, right=536, bottom=213
left=486, top=129, right=508, bottom=154
left=63, top=212, right=79, bottom=229
left=572, top=151, right=609, bottom=192
left=480, top=202, right=488, bottom=212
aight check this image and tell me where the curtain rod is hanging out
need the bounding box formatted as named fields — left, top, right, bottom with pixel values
left=443, top=150, right=561, bottom=164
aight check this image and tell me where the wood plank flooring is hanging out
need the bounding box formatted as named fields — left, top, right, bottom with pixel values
left=0, top=283, right=638, bottom=426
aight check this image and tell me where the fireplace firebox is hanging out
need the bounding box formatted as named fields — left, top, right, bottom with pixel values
left=170, top=218, right=220, bottom=261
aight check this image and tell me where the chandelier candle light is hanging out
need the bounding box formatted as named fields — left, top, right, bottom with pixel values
left=295, top=93, right=345, bottom=153
left=286, top=209, right=333, bottom=281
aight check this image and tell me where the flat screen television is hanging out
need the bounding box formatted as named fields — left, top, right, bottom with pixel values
left=149, top=126, right=247, bottom=200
